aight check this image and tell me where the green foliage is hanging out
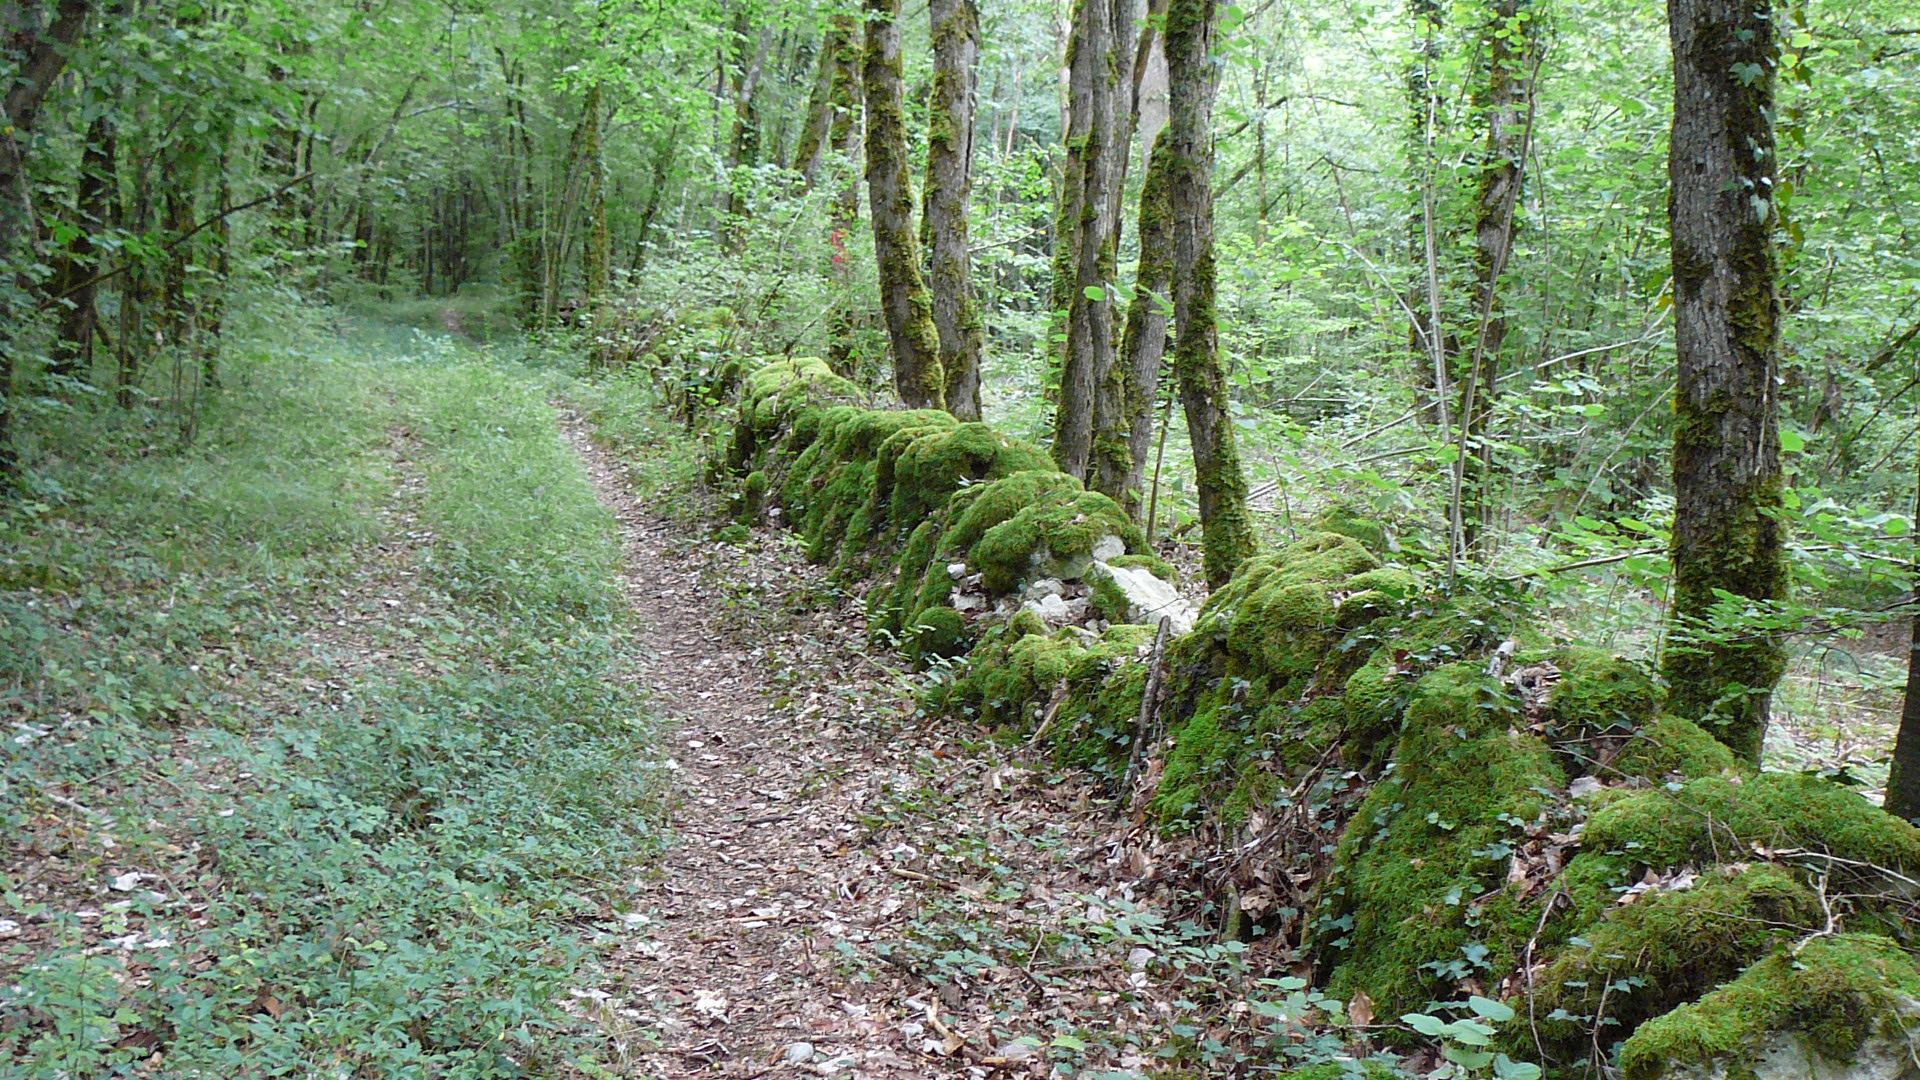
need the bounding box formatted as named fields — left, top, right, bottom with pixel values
left=0, top=323, right=660, bottom=1077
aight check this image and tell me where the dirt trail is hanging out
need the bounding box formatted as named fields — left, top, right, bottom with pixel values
left=559, top=417, right=1177, bottom=1079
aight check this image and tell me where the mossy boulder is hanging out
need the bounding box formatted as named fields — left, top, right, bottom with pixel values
left=1546, top=647, right=1663, bottom=739
left=1310, top=503, right=1390, bottom=554
left=1527, top=865, right=1823, bottom=1063
left=1317, top=663, right=1565, bottom=1015
left=1618, top=935, right=1920, bottom=1080
left=1612, top=714, right=1742, bottom=781
left=907, top=606, right=973, bottom=665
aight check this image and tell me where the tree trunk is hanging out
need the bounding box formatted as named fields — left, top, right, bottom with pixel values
left=633, top=129, right=679, bottom=276
left=826, top=14, right=864, bottom=375
left=1051, top=0, right=1138, bottom=485
left=1662, top=0, right=1787, bottom=764
left=1890, top=480, right=1920, bottom=823
left=1115, top=2, right=1172, bottom=518
left=1118, top=134, right=1173, bottom=519
left=1166, top=0, right=1254, bottom=590
left=1406, top=0, right=1448, bottom=427
left=0, top=0, right=91, bottom=475
left=1451, top=0, right=1537, bottom=552
left=580, top=84, right=610, bottom=308
left=49, top=114, right=114, bottom=383
left=791, top=22, right=847, bottom=186
left=925, top=0, right=984, bottom=420
left=862, top=0, right=943, bottom=409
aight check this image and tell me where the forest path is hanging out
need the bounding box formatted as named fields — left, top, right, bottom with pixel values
left=559, top=416, right=1140, bottom=1079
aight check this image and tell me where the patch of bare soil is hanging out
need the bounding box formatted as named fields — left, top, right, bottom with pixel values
left=560, top=421, right=1230, bottom=1080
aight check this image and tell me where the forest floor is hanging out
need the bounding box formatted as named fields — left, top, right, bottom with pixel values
left=563, top=414, right=1223, bottom=1079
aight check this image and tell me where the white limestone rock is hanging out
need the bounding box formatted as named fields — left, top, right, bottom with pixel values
left=1088, top=560, right=1196, bottom=634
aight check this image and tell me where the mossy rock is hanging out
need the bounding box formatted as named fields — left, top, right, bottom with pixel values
left=1049, top=626, right=1157, bottom=779
left=1310, top=503, right=1390, bottom=554
left=1318, top=663, right=1566, bottom=1015
left=1612, top=714, right=1742, bottom=781
left=907, top=606, right=973, bottom=665
left=939, top=470, right=1086, bottom=560
left=970, top=488, right=1145, bottom=593
left=931, top=618, right=1083, bottom=729
left=1109, top=552, right=1177, bottom=583
left=735, top=470, right=769, bottom=525
left=1581, top=772, right=1920, bottom=879
left=1617, top=934, right=1920, bottom=1080
left=1546, top=647, right=1663, bottom=738
left=1199, top=533, right=1383, bottom=681
left=885, top=423, right=1053, bottom=532
left=1526, top=865, right=1823, bottom=1065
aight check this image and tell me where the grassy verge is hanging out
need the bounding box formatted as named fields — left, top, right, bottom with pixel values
left=2, top=308, right=661, bottom=1078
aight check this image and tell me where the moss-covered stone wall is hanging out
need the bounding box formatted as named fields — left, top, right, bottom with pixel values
left=720, top=358, right=1920, bottom=1079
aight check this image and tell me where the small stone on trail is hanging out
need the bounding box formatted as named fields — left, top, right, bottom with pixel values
left=782, top=1041, right=815, bottom=1064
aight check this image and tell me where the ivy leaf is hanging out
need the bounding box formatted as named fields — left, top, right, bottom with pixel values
left=1083, top=285, right=1106, bottom=302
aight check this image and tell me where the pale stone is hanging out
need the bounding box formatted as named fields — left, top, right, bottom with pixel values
left=1092, top=534, right=1126, bottom=562
left=946, top=562, right=968, bottom=580
left=1088, top=561, right=1196, bottom=634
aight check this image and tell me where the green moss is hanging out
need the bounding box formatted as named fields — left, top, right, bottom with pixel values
left=939, top=470, right=1085, bottom=559
left=1050, top=628, right=1156, bottom=779
left=1527, top=866, right=1822, bottom=1063
left=736, top=470, right=768, bottom=525
left=1311, top=503, right=1390, bottom=554
left=1547, top=648, right=1663, bottom=738
left=1581, top=772, right=1920, bottom=876
left=874, top=519, right=943, bottom=639
left=1618, top=935, right=1920, bottom=1080
left=1089, top=568, right=1134, bottom=624
left=1612, top=714, right=1741, bottom=781
left=908, top=605, right=973, bottom=665
left=1202, top=533, right=1381, bottom=681
left=1108, top=552, right=1177, bottom=583
left=886, top=423, right=1053, bottom=530
left=1318, top=664, right=1565, bottom=1014
left=970, top=489, right=1144, bottom=593
left=1342, top=647, right=1412, bottom=760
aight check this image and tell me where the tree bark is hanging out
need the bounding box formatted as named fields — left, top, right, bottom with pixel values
left=0, top=0, right=92, bottom=475
left=1890, top=481, right=1920, bottom=823
left=925, top=0, right=984, bottom=420
left=790, top=22, right=847, bottom=186
left=1051, top=0, right=1138, bottom=486
left=1662, top=0, right=1787, bottom=764
left=826, top=13, right=863, bottom=374
left=1405, top=0, right=1448, bottom=427
left=862, top=0, right=943, bottom=409
left=1166, top=0, right=1254, bottom=589
left=579, top=83, right=610, bottom=308
left=1452, top=0, right=1537, bottom=552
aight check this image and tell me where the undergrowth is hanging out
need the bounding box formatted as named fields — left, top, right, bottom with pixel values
left=1, top=307, right=663, bottom=1078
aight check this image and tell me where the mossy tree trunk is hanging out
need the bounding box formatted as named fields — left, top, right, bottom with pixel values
left=925, top=0, right=984, bottom=420
left=1, top=0, right=92, bottom=474
left=825, top=14, right=863, bottom=375
left=722, top=5, right=768, bottom=251
left=1166, top=0, right=1255, bottom=590
left=863, top=0, right=943, bottom=408
left=633, top=127, right=679, bottom=275
left=1662, top=0, right=1787, bottom=764
left=790, top=21, right=848, bottom=187
left=1051, top=0, right=1137, bottom=486
left=1891, top=482, right=1920, bottom=823
left=580, top=83, right=610, bottom=311
left=1451, top=0, right=1537, bottom=552
left=1118, top=131, right=1173, bottom=519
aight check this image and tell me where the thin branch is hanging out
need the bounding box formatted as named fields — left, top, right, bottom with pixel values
left=37, top=173, right=314, bottom=310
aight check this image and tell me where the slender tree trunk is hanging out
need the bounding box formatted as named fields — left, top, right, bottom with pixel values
left=580, top=84, right=610, bottom=309
left=826, top=14, right=864, bottom=375
left=0, top=0, right=91, bottom=475
left=722, top=8, right=769, bottom=250
left=1119, top=135, right=1173, bottom=519
left=1662, top=0, right=1787, bottom=764
left=1890, top=479, right=1920, bottom=823
left=791, top=22, right=847, bottom=186
left=1453, top=0, right=1536, bottom=550
left=1052, top=0, right=1138, bottom=485
left=1116, top=1, right=1172, bottom=517
left=1406, top=0, right=1446, bottom=426
left=925, top=0, right=984, bottom=420
left=634, top=129, right=680, bottom=276
left=863, top=0, right=943, bottom=409
left=1167, top=0, right=1254, bottom=590
left=50, top=114, right=114, bottom=383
